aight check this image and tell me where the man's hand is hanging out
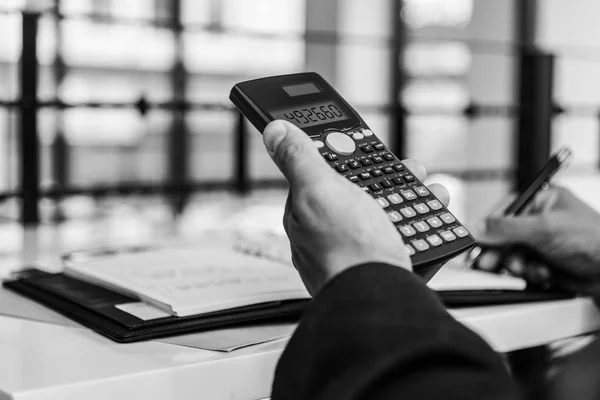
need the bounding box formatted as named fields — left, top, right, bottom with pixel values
left=479, top=187, right=600, bottom=297
left=263, top=120, right=450, bottom=295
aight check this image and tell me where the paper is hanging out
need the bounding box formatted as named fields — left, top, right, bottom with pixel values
left=64, top=247, right=311, bottom=317
left=0, top=285, right=82, bottom=328
left=116, top=302, right=172, bottom=321
left=159, top=323, right=296, bottom=352
left=428, top=265, right=526, bottom=292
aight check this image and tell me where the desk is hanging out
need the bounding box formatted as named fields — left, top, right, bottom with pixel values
left=1, top=298, right=599, bottom=400
left=1, top=218, right=600, bottom=399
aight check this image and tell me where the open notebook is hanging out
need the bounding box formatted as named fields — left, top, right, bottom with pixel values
left=63, top=246, right=529, bottom=318
left=64, top=248, right=311, bottom=317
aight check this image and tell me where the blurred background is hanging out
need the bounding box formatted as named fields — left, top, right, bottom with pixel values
left=1, top=0, right=599, bottom=258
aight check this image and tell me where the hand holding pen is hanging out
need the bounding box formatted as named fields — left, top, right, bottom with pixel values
left=469, top=147, right=574, bottom=286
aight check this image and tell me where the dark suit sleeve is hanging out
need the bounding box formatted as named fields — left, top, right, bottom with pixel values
left=271, top=263, right=520, bottom=400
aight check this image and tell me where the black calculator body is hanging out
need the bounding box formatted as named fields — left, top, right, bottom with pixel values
left=230, top=72, right=476, bottom=275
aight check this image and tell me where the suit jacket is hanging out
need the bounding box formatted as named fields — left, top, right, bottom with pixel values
left=272, top=263, right=520, bottom=400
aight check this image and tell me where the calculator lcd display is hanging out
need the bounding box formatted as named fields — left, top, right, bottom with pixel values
left=269, top=101, right=350, bottom=128
left=283, top=82, right=321, bottom=97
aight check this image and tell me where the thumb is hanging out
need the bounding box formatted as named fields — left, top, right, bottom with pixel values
left=263, top=120, right=334, bottom=187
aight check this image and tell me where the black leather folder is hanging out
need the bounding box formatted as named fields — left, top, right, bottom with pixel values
left=3, top=269, right=307, bottom=343
left=3, top=268, right=574, bottom=343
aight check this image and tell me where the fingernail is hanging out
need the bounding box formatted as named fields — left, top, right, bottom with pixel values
left=478, top=250, right=500, bottom=271
left=506, top=256, right=524, bottom=276
left=264, top=121, right=288, bottom=155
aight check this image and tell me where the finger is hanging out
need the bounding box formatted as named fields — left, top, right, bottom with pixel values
left=525, top=261, right=552, bottom=285
left=263, top=120, right=336, bottom=188
left=402, top=159, right=427, bottom=182
left=427, top=183, right=450, bottom=207
left=527, top=187, right=561, bottom=214
left=475, top=249, right=502, bottom=272
left=503, top=252, right=526, bottom=276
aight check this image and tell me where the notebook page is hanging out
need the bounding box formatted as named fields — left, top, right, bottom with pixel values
left=428, top=264, right=526, bottom=292
left=64, top=248, right=311, bottom=316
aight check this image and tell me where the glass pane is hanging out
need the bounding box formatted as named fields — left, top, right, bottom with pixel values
left=552, top=115, right=599, bottom=168
left=60, top=69, right=173, bottom=103
left=0, top=14, right=22, bottom=64
left=406, top=116, right=513, bottom=173
left=183, top=32, right=304, bottom=75
left=222, top=0, right=305, bottom=34
left=554, top=58, right=600, bottom=105
left=406, top=115, right=469, bottom=171
left=336, top=43, right=392, bottom=107
left=537, top=0, right=600, bottom=50
left=247, top=122, right=279, bottom=180
left=338, top=0, right=393, bottom=38
left=62, top=21, right=176, bottom=71
left=406, top=0, right=514, bottom=42
left=188, top=109, right=236, bottom=181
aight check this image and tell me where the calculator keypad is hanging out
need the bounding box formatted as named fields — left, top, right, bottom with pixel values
left=316, top=127, right=475, bottom=268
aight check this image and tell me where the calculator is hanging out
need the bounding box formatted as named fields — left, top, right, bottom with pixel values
left=230, top=72, right=476, bottom=274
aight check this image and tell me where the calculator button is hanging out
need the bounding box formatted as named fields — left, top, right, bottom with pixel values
left=360, top=158, right=373, bottom=166
left=413, top=221, right=430, bottom=233
left=352, top=132, right=365, bottom=140
left=413, top=203, right=430, bottom=214
left=427, top=200, right=443, bottom=210
left=325, top=153, right=338, bottom=161
left=398, top=225, right=416, bottom=237
left=426, top=235, right=443, bottom=247
left=372, top=156, right=384, bottom=164
left=403, top=174, right=416, bottom=182
left=427, top=216, right=443, bottom=228
left=392, top=176, right=404, bottom=185
left=387, top=193, right=403, bottom=204
left=372, top=169, right=384, bottom=177
left=414, top=186, right=430, bottom=197
left=376, top=198, right=390, bottom=208
left=440, top=213, right=456, bottom=224
left=374, top=143, right=385, bottom=151
left=369, top=182, right=383, bottom=191
left=348, top=175, right=359, bottom=183
left=383, top=167, right=395, bottom=174
left=335, top=164, right=349, bottom=172
left=381, top=179, right=392, bottom=188
left=399, top=207, right=417, bottom=218
left=362, top=129, right=374, bottom=137
left=440, top=230, right=457, bottom=242
left=314, top=140, right=324, bottom=149
left=361, top=145, right=374, bottom=153
left=453, top=226, right=470, bottom=238
left=400, top=190, right=417, bottom=201
left=359, top=172, right=372, bottom=180
left=388, top=211, right=402, bottom=222
left=413, top=239, right=430, bottom=252
left=404, top=244, right=416, bottom=256
left=383, top=153, right=395, bottom=161
left=348, top=160, right=361, bottom=169
left=325, top=132, right=356, bottom=156
left=393, top=164, right=404, bottom=172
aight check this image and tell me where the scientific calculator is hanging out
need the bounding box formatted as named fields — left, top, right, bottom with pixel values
left=230, top=72, right=476, bottom=274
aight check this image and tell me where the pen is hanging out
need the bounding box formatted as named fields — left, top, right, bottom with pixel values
left=468, top=147, right=573, bottom=269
